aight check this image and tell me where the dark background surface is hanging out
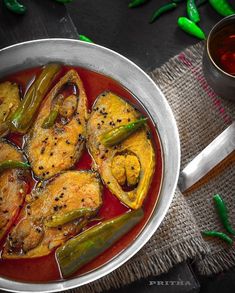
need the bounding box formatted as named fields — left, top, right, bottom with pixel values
left=0, top=0, right=234, bottom=292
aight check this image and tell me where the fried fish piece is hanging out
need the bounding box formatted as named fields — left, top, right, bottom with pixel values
left=0, top=81, right=21, bottom=137
left=3, top=171, right=102, bottom=258
left=0, top=140, right=27, bottom=242
left=87, top=92, right=155, bottom=209
left=26, top=69, right=88, bottom=180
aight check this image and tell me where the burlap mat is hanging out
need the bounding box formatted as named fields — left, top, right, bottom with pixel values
left=72, top=42, right=235, bottom=293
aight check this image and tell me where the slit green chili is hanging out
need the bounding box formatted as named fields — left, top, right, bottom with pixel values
left=41, top=110, right=59, bottom=129
left=213, top=194, right=235, bottom=235
left=41, top=94, right=64, bottom=129
left=128, top=0, right=148, bottom=8
left=177, top=17, right=206, bottom=40
left=10, top=64, right=61, bottom=133
left=100, top=117, right=147, bottom=147
left=202, top=230, right=233, bottom=245
left=56, top=208, right=144, bottom=277
left=150, top=3, right=177, bottom=24
left=45, top=208, right=96, bottom=228
left=0, top=160, right=30, bottom=173
left=3, top=0, right=26, bottom=14
left=209, top=0, right=235, bottom=16
left=187, top=0, right=200, bottom=23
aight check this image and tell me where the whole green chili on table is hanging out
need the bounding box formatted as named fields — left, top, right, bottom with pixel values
left=150, top=3, right=177, bottom=24
left=213, top=194, right=235, bottom=235
left=3, top=0, right=26, bottom=14
left=178, top=17, right=206, bottom=40
left=79, top=34, right=94, bottom=43
left=56, top=208, right=144, bottom=277
left=10, top=64, right=61, bottom=133
left=4, top=0, right=74, bottom=14
left=128, top=0, right=149, bottom=8
left=209, top=0, right=235, bottom=16
left=0, top=160, right=30, bottom=173
left=187, top=0, right=200, bottom=23
left=202, top=230, right=233, bottom=245
left=100, top=117, right=148, bottom=147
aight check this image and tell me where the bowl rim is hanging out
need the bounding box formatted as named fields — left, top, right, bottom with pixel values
left=0, top=38, right=180, bottom=293
left=207, top=14, right=235, bottom=79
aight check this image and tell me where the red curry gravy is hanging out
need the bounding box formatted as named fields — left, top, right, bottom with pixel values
left=0, top=66, right=163, bottom=282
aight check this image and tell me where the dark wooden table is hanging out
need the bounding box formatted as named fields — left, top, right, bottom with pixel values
left=0, top=1, right=234, bottom=292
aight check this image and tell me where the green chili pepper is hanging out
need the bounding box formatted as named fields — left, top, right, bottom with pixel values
left=100, top=117, right=147, bottom=147
left=150, top=3, right=177, bottom=24
left=178, top=17, right=206, bottom=40
left=42, top=92, right=67, bottom=129
left=3, top=0, right=26, bottom=14
left=187, top=0, right=200, bottom=23
left=213, top=194, right=235, bottom=235
left=56, top=208, right=144, bottom=277
left=0, top=160, right=30, bottom=173
left=209, top=0, right=235, bottom=16
left=202, top=230, right=233, bottom=245
left=10, top=64, right=61, bottom=134
left=41, top=110, right=59, bottom=129
left=79, top=34, right=94, bottom=43
left=128, top=0, right=148, bottom=8
left=45, top=208, right=96, bottom=228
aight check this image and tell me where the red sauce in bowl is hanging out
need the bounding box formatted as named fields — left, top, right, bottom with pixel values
left=0, top=66, right=163, bottom=282
left=210, top=23, right=235, bottom=76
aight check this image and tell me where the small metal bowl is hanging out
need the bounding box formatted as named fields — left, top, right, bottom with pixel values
left=203, top=14, right=235, bottom=101
left=0, top=39, right=180, bottom=293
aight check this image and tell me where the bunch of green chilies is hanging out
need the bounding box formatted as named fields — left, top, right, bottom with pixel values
left=202, top=194, right=235, bottom=245
left=129, top=0, right=235, bottom=40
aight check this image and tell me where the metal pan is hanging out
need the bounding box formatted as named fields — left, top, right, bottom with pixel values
left=0, top=39, right=180, bottom=293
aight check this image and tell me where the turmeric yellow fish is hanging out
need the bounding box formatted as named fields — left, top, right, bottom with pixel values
left=3, top=171, right=102, bottom=258
left=0, top=81, right=21, bottom=137
left=0, top=140, right=27, bottom=242
left=87, top=92, right=155, bottom=209
left=26, top=69, right=88, bottom=180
